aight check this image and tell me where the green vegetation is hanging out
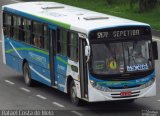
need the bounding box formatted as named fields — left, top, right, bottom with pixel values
left=46, top=0, right=160, bottom=30
left=106, top=0, right=159, bottom=12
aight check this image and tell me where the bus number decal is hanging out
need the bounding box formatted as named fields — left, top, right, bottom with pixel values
left=29, top=52, right=47, bottom=64
left=97, top=32, right=108, bottom=39
left=127, top=64, right=149, bottom=72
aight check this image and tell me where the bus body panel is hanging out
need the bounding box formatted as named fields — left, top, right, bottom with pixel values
left=54, top=55, right=68, bottom=92
left=55, top=55, right=81, bottom=97
left=4, top=29, right=81, bottom=95
left=5, top=38, right=23, bottom=73
left=5, top=38, right=51, bottom=86
left=66, top=59, right=81, bottom=98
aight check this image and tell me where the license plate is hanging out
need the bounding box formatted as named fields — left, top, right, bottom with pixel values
left=120, top=91, right=132, bottom=96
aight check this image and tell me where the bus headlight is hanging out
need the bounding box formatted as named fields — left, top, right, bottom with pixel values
left=90, top=80, right=110, bottom=92
left=140, top=78, right=155, bottom=89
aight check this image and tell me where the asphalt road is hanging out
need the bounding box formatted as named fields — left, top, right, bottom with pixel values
left=0, top=0, right=160, bottom=116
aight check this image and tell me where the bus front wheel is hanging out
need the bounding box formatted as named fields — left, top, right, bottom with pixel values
left=23, top=63, right=33, bottom=86
left=70, top=80, right=82, bottom=106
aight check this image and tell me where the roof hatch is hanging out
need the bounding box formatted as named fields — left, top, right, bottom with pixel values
left=83, top=16, right=109, bottom=20
left=41, top=6, right=64, bottom=9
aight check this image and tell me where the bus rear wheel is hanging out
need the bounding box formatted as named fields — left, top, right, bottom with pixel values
left=70, top=80, right=82, bottom=106
left=23, top=62, right=33, bottom=86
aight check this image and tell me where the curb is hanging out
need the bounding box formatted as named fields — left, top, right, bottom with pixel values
left=152, top=29, right=160, bottom=37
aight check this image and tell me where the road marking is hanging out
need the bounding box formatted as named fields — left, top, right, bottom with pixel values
left=5, top=80, right=15, bottom=85
left=71, top=111, right=83, bottom=116
left=11, top=0, right=20, bottom=2
left=157, top=100, right=160, bottom=102
left=36, top=95, right=47, bottom=100
left=53, top=102, right=65, bottom=108
left=20, top=87, right=31, bottom=92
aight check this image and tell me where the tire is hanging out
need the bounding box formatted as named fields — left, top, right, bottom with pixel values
left=70, top=80, right=82, bottom=106
left=23, top=62, right=33, bottom=86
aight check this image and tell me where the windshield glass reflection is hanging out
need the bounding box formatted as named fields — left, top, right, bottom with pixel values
left=91, top=40, right=152, bottom=75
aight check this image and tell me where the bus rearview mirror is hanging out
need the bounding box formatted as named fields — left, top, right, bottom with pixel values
left=152, top=41, right=158, bottom=60
left=85, top=45, right=90, bottom=62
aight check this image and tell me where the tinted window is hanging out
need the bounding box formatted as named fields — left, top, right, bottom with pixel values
left=57, top=29, right=68, bottom=56
left=32, top=21, right=44, bottom=48
left=44, top=25, right=49, bottom=50
left=22, top=18, right=31, bottom=44
left=13, top=16, right=21, bottom=40
left=3, top=13, right=12, bottom=37
left=69, top=32, right=78, bottom=61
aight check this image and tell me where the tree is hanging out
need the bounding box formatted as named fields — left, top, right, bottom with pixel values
left=139, top=0, right=158, bottom=12
left=106, top=0, right=115, bottom=5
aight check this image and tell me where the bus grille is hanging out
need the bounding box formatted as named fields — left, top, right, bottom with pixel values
left=109, top=85, right=141, bottom=89
left=111, top=91, right=140, bottom=99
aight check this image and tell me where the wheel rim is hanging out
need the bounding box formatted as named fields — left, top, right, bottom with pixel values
left=71, top=85, right=77, bottom=103
left=24, top=66, right=30, bottom=84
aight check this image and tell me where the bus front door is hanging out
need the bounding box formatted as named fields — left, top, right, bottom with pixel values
left=79, top=34, right=88, bottom=99
left=49, top=26, right=56, bottom=87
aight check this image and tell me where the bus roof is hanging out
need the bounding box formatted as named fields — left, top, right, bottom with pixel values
left=2, top=2, right=150, bottom=34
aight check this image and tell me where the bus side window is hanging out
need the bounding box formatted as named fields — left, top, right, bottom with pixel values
left=13, top=16, right=21, bottom=40
left=33, top=34, right=39, bottom=47
left=68, top=32, right=78, bottom=61
left=57, top=29, right=68, bottom=56
left=32, top=21, right=43, bottom=48
left=44, top=25, right=49, bottom=50
left=3, top=13, right=7, bottom=35
left=3, top=13, right=12, bottom=37
left=22, top=19, right=31, bottom=44
left=57, top=29, right=61, bottom=53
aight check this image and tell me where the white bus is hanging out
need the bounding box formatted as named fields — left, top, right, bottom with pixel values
left=2, top=2, right=158, bottom=105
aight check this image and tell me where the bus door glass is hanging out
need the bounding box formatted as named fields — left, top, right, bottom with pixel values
left=54, top=28, right=68, bottom=92
left=49, top=25, right=56, bottom=87
left=79, top=34, right=88, bottom=99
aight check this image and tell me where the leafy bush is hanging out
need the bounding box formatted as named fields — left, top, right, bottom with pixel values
left=106, top=0, right=158, bottom=12
left=139, top=0, right=158, bottom=12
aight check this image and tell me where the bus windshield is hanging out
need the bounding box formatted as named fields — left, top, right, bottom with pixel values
left=91, top=40, right=152, bottom=75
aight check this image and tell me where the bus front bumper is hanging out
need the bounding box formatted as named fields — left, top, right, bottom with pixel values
left=88, top=80, right=156, bottom=102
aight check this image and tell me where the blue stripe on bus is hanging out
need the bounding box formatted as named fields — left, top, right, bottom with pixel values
left=5, top=37, right=68, bottom=91
left=5, top=38, right=51, bottom=86
left=89, top=71, right=155, bottom=88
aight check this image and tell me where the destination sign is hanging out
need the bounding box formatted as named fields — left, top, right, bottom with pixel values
left=90, top=26, right=151, bottom=41
left=97, top=29, right=140, bottom=39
